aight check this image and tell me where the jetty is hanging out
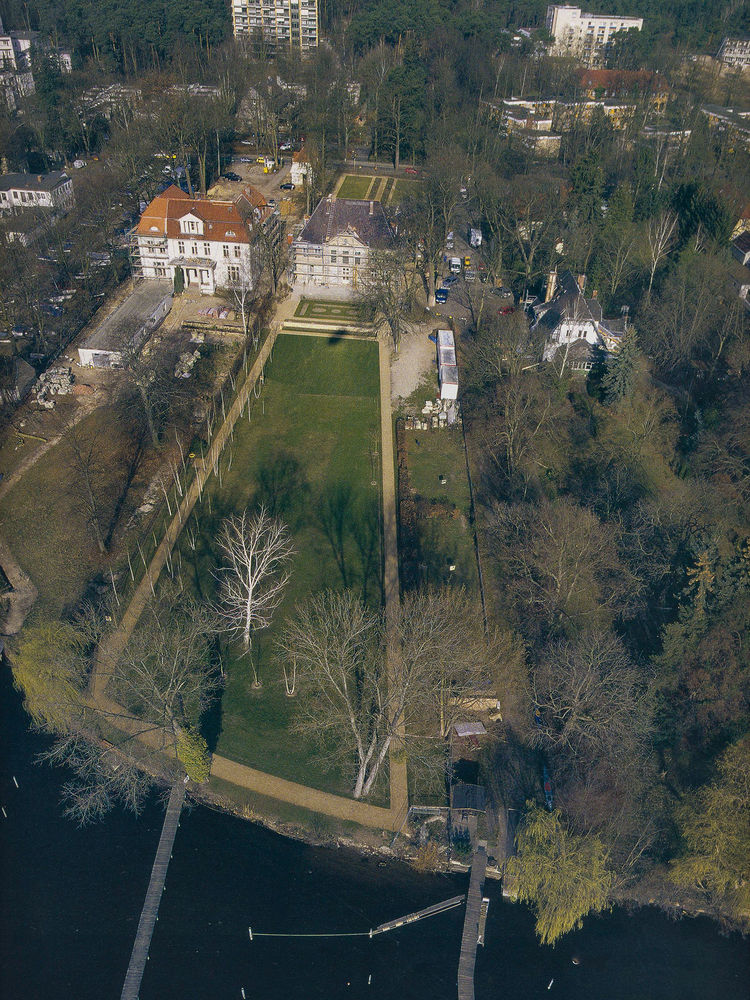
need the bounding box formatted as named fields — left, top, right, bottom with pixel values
left=457, top=841, right=488, bottom=1000
left=371, top=895, right=465, bottom=936
left=120, top=781, right=186, bottom=1000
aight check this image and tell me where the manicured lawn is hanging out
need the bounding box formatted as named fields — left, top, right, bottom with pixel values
left=178, top=334, right=386, bottom=801
left=337, top=174, right=376, bottom=200
left=294, top=297, right=370, bottom=323
left=405, top=428, right=478, bottom=592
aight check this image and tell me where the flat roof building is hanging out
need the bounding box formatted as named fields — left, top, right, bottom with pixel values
left=231, top=0, right=319, bottom=52
left=546, top=5, right=643, bottom=66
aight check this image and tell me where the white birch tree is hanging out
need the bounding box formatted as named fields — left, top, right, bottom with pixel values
left=215, top=507, right=294, bottom=686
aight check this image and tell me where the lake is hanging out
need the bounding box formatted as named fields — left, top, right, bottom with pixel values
left=1, top=667, right=747, bottom=1000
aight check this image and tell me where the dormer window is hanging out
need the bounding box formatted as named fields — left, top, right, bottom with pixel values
left=226, top=230, right=236, bottom=237
left=179, top=213, right=204, bottom=236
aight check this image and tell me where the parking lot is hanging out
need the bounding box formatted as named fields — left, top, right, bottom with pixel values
left=209, top=156, right=297, bottom=205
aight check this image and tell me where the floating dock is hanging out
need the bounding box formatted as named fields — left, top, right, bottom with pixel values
left=371, top=895, right=465, bottom=936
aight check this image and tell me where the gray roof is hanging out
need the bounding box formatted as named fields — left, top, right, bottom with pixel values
left=733, top=231, right=750, bottom=254
left=0, top=171, right=70, bottom=192
left=81, top=280, right=172, bottom=353
left=450, top=782, right=486, bottom=812
left=298, top=196, right=394, bottom=249
left=533, top=270, right=602, bottom=330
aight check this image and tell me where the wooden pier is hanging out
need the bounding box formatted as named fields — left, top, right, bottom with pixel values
left=457, top=842, right=488, bottom=1000
left=120, top=781, right=186, bottom=1000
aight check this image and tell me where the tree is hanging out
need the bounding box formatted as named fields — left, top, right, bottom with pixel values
left=670, top=736, right=750, bottom=917
left=117, top=336, right=185, bottom=449
left=112, top=591, right=222, bottom=755
left=642, top=210, right=678, bottom=298
left=530, top=630, right=652, bottom=766
left=487, top=498, right=640, bottom=634
left=11, top=621, right=88, bottom=733
left=507, top=803, right=613, bottom=945
left=357, top=245, right=418, bottom=351
left=602, top=326, right=640, bottom=403
left=215, top=507, right=294, bottom=685
left=279, top=588, right=496, bottom=798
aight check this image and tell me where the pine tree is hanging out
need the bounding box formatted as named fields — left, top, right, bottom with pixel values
left=602, top=325, right=639, bottom=403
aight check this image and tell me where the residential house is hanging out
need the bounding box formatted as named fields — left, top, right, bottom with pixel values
left=717, top=37, right=750, bottom=69
left=0, top=16, right=70, bottom=109
left=731, top=231, right=750, bottom=267
left=533, top=270, right=625, bottom=369
left=546, top=5, right=643, bottom=66
left=291, top=196, right=394, bottom=288
left=0, top=354, right=36, bottom=404
left=131, top=184, right=282, bottom=295
left=290, top=148, right=312, bottom=188
left=701, top=105, right=750, bottom=150
left=0, top=172, right=74, bottom=215
left=575, top=68, right=669, bottom=111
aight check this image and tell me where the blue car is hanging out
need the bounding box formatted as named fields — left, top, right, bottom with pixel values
left=435, top=288, right=449, bottom=303
left=443, top=274, right=458, bottom=285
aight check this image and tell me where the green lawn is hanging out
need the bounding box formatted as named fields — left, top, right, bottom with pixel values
left=178, top=334, right=387, bottom=801
left=294, top=297, right=370, bottom=323
left=405, top=428, right=478, bottom=592
left=337, top=174, right=376, bottom=200
left=389, top=178, right=419, bottom=205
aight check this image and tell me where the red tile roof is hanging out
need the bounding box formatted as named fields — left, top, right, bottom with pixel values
left=135, top=184, right=270, bottom=244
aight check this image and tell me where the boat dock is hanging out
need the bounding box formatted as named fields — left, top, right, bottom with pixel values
left=120, top=781, right=186, bottom=1000
left=457, top=841, right=488, bottom=1000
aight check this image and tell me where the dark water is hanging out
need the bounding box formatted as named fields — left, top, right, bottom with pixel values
left=1, top=667, right=748, bottom=1000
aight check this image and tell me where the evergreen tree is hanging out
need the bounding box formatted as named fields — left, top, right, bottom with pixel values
left=602, top=326, right=639, bottom=403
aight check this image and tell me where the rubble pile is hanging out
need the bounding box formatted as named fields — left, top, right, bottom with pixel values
left=174, top=350, right=201, bottom=379
left=35, top=367, right=74, bottom=408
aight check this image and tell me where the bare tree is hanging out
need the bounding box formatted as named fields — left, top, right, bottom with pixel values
left=642, top=210, right=678, bottom=298
left=279, top=588, right=498, bottom=799
left=215, top=507, right=294, bottom=686
left=530, top=630, right=651, bottom=762
left=228, top=256, right=263, bottom=342
left=358, top=246, right=418, bottom=351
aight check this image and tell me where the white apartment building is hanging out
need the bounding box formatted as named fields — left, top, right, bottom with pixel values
left=717, top=38, right=750, bottom=69
left=546, top=5, right=643, bottom=66
left=131, top=184, right=281, bottom=295
left=231, top=0, right=319, bottom=52
left=0, top=171, right=74, bottom=214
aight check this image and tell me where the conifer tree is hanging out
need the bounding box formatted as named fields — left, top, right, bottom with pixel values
left=602, top=326, right=639, bottom=403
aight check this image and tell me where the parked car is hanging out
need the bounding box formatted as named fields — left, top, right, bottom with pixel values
left=463, top=255, right=471, bottom=268
left=443, top=274, right=458, bottom=285
left=465, top=269, right=477, bottom=282
left=280, top=181, right=294, bottom=190
left=493, top=286, right=513, bottom=301
left=404, top=166, right=418, bottom=175
left=222, top=171, right=242, bottom=182
left=280, top=142, right=292, bottom=152
left=435, top=287, right=449, bottom=303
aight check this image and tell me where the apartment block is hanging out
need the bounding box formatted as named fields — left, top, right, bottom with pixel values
left=717, top=37, right=750, bottom=69
left=231, top=0, right=319, bottom=52
left=546, top=5, right=643, bottom=66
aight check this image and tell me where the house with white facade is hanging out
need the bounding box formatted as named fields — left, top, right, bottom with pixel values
left=0, top=172, right=74, bottom=214
left=290, top=148, right=312, bottom=188
left=546, top=5, right=643, bottom=66
left=291, top=196, right=394, bottom=289
left=717, top=37, right=750, bottom=69
left=533, top=270, right=625, bottom=369
left=131, top=184, right=281, bottom=295
left=231, top=0, right=319, bottom=51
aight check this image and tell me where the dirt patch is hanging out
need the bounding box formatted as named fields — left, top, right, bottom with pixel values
left=390, top=326, right=436, bottom=403
left=0, top=532, right=38, bottom=634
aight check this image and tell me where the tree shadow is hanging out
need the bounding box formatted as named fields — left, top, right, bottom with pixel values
left=316, top=482, right=382, bottom=603
left=253, top=450, right=310, bottom=529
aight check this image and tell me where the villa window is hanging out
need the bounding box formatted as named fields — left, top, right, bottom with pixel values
left=178, top=240, right=185, bottom=255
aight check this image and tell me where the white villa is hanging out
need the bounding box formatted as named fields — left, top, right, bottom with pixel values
left=534, top=270, right=625, bottom=369
left=0, top=171, right=74, bottom=214
left=131, top=184, right=281, bottom=295
left=291, top=196, right=394, bottom=288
